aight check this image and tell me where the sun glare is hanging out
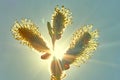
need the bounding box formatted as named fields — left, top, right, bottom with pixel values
left=53, top=43, right=67, bottom=59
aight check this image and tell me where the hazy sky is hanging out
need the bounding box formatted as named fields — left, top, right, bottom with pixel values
left=0, top=0, right=120, bottom=80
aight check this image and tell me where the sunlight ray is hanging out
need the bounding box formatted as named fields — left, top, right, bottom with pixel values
left=90, top=59, right=120, bottom=69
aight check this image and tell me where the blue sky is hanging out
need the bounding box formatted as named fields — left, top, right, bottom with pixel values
left=0, top=0, right=120, bottom=80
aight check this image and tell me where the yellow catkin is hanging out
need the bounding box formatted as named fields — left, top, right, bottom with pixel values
left=69, top=25, right=99, bottom=65
left=51, top=5, right=72, bottom=40
left=11, top=19, right=50, bottom=53
left=11, top=6, right=99, bottom=80
left=52, top=6, right=72, bottom=27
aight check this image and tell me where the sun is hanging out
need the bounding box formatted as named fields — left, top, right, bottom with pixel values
left=53, top=42, right=67, bottom=59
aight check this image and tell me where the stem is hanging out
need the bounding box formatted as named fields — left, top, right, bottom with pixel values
left=52, top=37, right=55, bottom=51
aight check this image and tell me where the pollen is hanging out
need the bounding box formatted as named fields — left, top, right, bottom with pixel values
left=52, top=5, right=72, bottom=28
left=69, top=25, right=99, bottom=65
left=11, top=19, right=50, bottom=52
left=51, top=5, right=72, bottom=40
